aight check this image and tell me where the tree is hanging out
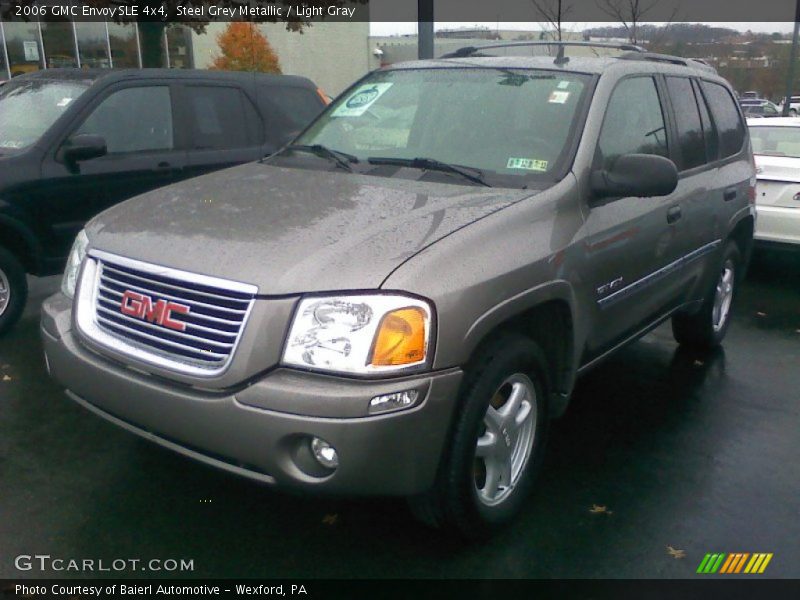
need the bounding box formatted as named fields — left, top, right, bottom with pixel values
left=76, top=1, right=367, bottom=67
left=530, top=0, right=573, bottom=42
left=211, top=22, right=281, bottom=73
left=595, top=0, right=660, bottom=45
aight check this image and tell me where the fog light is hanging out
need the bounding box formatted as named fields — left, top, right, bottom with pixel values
left=310, top=437, right=339, bottom=469
left=369, top=389, right=419, bottom=414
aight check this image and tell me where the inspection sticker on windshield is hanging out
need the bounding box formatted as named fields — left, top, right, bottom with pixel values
left=507, top=158, right=548, bottom=171
left=56, top=98, right=73, bottom=107
left=333, top=83, right=393, bottom=117
left=557, top=80, right=571, bottom=89
left=548, top=90, right=570, bottom=104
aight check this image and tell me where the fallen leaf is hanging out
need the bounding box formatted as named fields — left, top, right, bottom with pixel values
left=756, top=311, right=767, bottom=317
left=1, top=375, right=10, bottom=382
left=693, top=360, right=705, bottom=367
left=666, top=545, right=686, bottom=559
left=589, top=504, right=613, bottom=515
left=322, top=514, right=339, bottom=525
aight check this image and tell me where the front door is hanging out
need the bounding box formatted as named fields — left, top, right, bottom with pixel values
left=38, top=83, right=186, bottom=259
left=582, top=75, right=686, bottom=358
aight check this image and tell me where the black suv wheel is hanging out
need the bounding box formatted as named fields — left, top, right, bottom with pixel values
left=672, top=241, right=741, bottom=349
left=409, top=334, right=549, bottom=539
left=0, top=247, right=28, bottom=336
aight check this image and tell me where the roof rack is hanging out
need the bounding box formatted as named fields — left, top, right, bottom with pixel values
left=440, top=41, right=646, bottom=62
left=440, top=41, right=717, bottom=73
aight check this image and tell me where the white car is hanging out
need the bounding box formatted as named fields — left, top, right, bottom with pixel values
left=747, top=117, right=800, bottom=247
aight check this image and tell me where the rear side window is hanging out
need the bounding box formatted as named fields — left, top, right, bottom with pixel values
left=186, top=85, right=257, bottom=150
left=700, top=81, right=745, bottom=159
left=77, top=86, right=173, bottom=154
left=693, top=79, right=718, bottom=162
left=666, top=77, right=705, bottom=170
left=257, top=85, right=325, bottom=140
left=597, top=76, right=669, bottom=170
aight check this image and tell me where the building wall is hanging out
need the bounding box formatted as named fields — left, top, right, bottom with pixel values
left=192, top=22, right=370, bottom=96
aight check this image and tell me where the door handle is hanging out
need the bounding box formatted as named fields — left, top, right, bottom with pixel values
left=723, top=187, right=737, bottom=202
left=667, top=205, right=682, bottom=224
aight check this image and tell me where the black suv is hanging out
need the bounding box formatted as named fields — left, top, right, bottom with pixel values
left=0, top=69, right=326, bottom=333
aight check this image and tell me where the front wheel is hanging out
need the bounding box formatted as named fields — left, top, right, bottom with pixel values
left=409, top=334, right=549, bottom=539
left=672, top=241, right=741, bottom=349
left=0, top=247, right=28, bottom=336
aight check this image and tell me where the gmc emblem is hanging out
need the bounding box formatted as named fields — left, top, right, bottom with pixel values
left=120, top=290, right=190, bottom=332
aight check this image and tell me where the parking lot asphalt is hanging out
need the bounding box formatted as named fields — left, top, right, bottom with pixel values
left=1, top=250, right=798, bottom=580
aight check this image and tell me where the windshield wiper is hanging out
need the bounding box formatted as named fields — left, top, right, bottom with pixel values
left=367, top=157, right=491, bottom=187
left=281, top=144, right=358, bottom=172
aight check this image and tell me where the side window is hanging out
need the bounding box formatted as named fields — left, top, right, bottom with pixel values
left=693, top=79, right=718, bottom=162
left=665, top=77, right=705, bottom=170
left=186, top=86, right=254, bottom=150
left=597, top=76, right=668, bottom=170
left=700, top=81, right=745, bottom=159
left=77, top=86, right=173, bottom=154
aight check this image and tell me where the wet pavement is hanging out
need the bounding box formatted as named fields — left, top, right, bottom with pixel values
left=1, top=250, right=798, bottom=579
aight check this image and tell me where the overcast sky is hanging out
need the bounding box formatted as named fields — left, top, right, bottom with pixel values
left=369, top=22, right=797, bottom=36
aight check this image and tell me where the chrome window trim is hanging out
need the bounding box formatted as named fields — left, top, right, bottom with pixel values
left=75, top=250, right=258, bottom=379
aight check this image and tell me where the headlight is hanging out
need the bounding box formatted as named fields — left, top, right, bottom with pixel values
left=282, top=294, right=433, bottom=375
left=61, top=229, right=89, bottom=299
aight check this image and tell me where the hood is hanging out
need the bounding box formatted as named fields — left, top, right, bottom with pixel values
left=86, top=163, right=536, bottom=294
left=754, top=154, right=800, bottom=182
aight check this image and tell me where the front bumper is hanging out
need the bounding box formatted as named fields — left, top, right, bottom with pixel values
left=755, top=205, right=800, bottom=246
left=41, top=293, right=463, bottom=496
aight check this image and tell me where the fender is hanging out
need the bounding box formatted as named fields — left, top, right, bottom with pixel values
left=463, top=279, right=580, bottom=417
left=0, top=207, right=44, bottom=274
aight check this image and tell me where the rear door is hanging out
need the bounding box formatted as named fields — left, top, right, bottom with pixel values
left=661, top=75, right=720, bottom=292
left=695, top=80, right=751, bottom=256
left=38, top=82, right=186, bottom=256
left=180, top=82, right=265, bottom=181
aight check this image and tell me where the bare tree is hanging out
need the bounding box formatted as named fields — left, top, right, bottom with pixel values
left=595, top=0, right=659, bottom=45
left=531, top=0, right=573, bottom=41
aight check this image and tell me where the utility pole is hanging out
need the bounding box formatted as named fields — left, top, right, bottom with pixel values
left=782, top=0, right=800, bottom=116
left=418, top=0, right=434, bottom=59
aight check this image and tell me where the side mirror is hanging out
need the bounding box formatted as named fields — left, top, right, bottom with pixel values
left=61, top=134, right=107, bottom=166
left=591, top=153, right=678, bottom=200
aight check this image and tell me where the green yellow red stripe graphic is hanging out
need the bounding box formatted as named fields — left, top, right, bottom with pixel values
left=697, top=552, right=773, bottom=574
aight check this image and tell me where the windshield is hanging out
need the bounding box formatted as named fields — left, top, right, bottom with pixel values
left=292, top=68, right=591, bottom=186
left=749, top=126, right=800, bottom=158
left=0, top=79, right=90, bottom=150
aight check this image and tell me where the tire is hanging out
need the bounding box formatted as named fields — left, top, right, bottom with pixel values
left=672, top=241, right=741, bottom=350
left=790, top=109, right=797, bottom=117
left=0, top=247, right=28, bottom=336
left=408, top=334, right=550, bottom=539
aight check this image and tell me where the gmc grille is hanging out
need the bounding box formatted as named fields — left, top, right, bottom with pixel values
left=77, top=251, right=257, bottom=377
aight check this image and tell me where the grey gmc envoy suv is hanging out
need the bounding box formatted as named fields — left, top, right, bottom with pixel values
left=42, top=43, right=755, bottom=538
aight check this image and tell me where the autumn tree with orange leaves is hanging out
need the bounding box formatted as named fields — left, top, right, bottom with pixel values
left=211, top=23, right=282, bottom=74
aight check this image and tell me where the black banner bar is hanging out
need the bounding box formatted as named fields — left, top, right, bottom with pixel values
left=0, top=0, right=797, bottom=23
left=3, top=579, right=800, bottom=600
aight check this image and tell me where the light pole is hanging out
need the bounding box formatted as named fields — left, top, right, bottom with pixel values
left=782, top=0, right=800, bottom=116
left=418, top=0, right=434, bottom=59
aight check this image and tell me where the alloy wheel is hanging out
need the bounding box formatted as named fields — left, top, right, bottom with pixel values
left=474, top=373, right=537, bottom=507
left=712, top=260, right=735, bottom=332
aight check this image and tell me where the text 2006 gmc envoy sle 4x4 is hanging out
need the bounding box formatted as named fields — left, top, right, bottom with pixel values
left=42, top=44, right=755, bottom=538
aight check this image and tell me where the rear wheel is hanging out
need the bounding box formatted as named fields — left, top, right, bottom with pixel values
left=409, top=334, right=549, bottom=539
left=0, top=247, right=28, bottom=336
left=672, top=241, right=740, bottom=349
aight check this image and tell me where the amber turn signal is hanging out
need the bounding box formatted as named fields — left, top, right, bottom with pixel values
left=369, top=307, right=428, bottom=366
